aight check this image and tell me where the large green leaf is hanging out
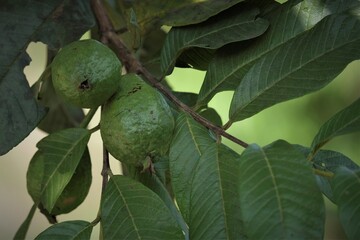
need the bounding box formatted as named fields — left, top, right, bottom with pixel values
left=160, top=5, right=269, bottom=75
left=117, top=0, right=244, bottom=32
left=169, top=113, right=215, bottom=223
left=26, top=128, right=90, bottom=213
left=332, top=167, right=360, bottom=239
left=35, top=220, right=93, bottom=240
left=238, top=140, right=325, bottom=239
left=189, top=143, right=244, bottom=239
left=197, top=0, right=360, bottom=107
left=101, top=175, right=183, bottom=239
left=0, top=0, right=94, bottom=155
left=229, top=10, right=360, bottom=122
left=311, top=97, right=360, bottom=153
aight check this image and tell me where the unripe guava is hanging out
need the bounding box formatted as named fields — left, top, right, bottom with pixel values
left=100, top=74, right=175, bottom=167
left=51, top=39, right=122, bottom=108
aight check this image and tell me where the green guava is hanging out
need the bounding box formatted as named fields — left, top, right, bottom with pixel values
left=51, top=39, right=122, bottom=108
left=100, top=73, right=175, bottom=167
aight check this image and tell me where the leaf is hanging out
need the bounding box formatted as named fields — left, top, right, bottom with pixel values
left=26, top=128, right=90, bottom=213
left=176, top=48, right=216, bottom=70
left=238, top=140, right=325, bottom=239
left=295, top=145, right=359, bottom=202
left=311, top=97, right=360, bottom=153
left=118, top=0, right=245, bottom=32
left=169, top=113, right=215, bottom=222
left=35, top=220, right=93, bottom=240
left=33, top=67, right=84, bottom=133
left=332, top=167, right=360, bottom=240
left=199, top=107, right=223, bottom=127
left=136, top=172, right=189, bottom=240
left=14, top=204, right=37, bottom=240
left=172, top=92, right=199, bottom=109
left=139, top=28, right=167, bottom=78
left=197, top=0, right=360, bottom=107
left=160, top=5, right=269, bottom=74
left=189, top=143, right=244, bottom=239
left=0, top=0, right=94, bottom=155
left=101, top=175, right=183, bottom=239
left=229, top=10, right=360, bottom=122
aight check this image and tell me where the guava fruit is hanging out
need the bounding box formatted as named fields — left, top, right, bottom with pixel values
left=100, top=73, right=175, bottom=168
left=51, top=39, right=122, bottom=108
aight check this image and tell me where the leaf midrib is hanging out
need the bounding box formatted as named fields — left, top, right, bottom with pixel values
left=38, top=130, right=88, bottom=210
left=232, top=17, right=359, bottom=120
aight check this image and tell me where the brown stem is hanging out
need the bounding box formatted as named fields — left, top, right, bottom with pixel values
left=101, top=143, right=110, bottom=196
left=90, top=0, right=249, bottom=149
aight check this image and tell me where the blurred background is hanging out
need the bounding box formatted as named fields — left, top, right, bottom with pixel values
left=0, top=39, right=359, bottom=239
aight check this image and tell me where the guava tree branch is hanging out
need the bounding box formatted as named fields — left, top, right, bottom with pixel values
left=90, top=0, right=249, bottom=149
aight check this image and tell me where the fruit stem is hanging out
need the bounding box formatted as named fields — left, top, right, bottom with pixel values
left=313, top=168, right=334, bottom=178
left=91, top=0, right=249, bottom=149
left=80, top=107, right=98, bottom=129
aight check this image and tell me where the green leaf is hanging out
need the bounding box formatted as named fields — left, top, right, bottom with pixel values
left=14, top=204, right=37, bottom=240
left=35, top=220, right=93, bottom=240
left=311, top=97, right=360, bottom=153
left=176, top=48, right=216, bottom=70
left=26, top=128, right=90, bottom=213
left=332, top=167, right=360, bottom=240
left=33, top=67, right=84, bottom=133
left=137, top=172, right=189, bottom=239
left=189, top=143, right=244, bottom=239
left=0, top=0, right=94, bottom=155
left=238, top=140, right=325, bottom=239
left=199, top=107, right=223, bottom=127
left=139, top=29, right=167, bottom=78
left=172, top=92, right=199, bottom=109
left=118, top=0, right=245, bottom=32
left=160, top=5, right=269, bottom=74
left=229, top=10, right=360, bottom=122
left=169, top=113, right=215, bottom=222
left=101, top=175, right=183, bottom=239
left=197, top=0, right=360, bottom=107
left=295, top=145, right=359, bottom=202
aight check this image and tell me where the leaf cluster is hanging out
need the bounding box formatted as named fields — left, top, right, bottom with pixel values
left=1, top=0, right=360, bottom=239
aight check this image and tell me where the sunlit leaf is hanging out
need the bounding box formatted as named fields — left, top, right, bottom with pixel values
left=169, top=113, right=215, bottom=222
left=35, top=220, right=92, bottom=240
left=26, top=128, right=90, bottom=213
left=161, top=5, right=268, bottom=74
left=197, top=0, right=360, bottom=107
left=311, top=97, right=360, bottom=153
left=0, top=0, right=94, bottom=155
left=238, top=140, right=325, bottom=239
left=189, top=143, right=244, bottom=239
left=101, top=175, right=183, bottom=239
left=332, top=167, right=360, bottom=239
left=229, top=10, right=360, bottom=122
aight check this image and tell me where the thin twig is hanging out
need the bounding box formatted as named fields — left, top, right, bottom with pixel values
left=91, top=0, right=249, bottom=149
left=101, top=143, right=110, bottom=196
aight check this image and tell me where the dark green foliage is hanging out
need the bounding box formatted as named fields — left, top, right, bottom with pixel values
left=1, top=0, right=360, bottom=239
